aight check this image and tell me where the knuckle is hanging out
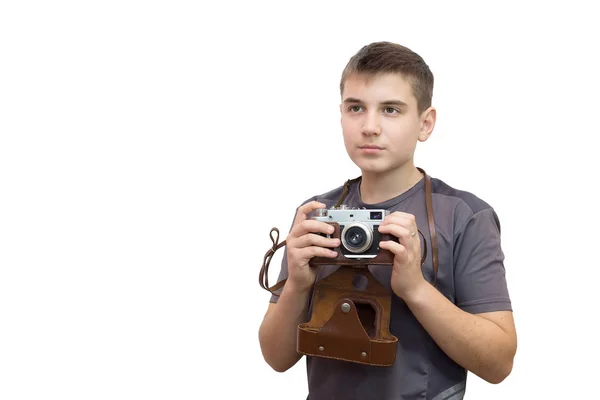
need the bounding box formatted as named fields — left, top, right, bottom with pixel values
left=288, top=232, right=299, bottom=242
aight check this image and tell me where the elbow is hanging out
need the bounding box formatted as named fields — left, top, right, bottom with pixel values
left=260, top=344, right=297, bottom=373
left=486, top=336, right=517, bottom=384
left=484, top=359, right=514, bottom=384
left=258, top=330, right=295, bottom=373
left=268, top=360, right=293, bottom=373
left=260, top=347, right=295, bottom=373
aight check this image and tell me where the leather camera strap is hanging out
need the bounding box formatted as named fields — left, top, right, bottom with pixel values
left=259, top=168, right=439, bottom=295
left=419, top=167, right=439, bottom=286
left=258, top=227, right=288, bottom=294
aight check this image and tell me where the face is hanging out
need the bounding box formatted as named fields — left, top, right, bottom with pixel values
left=340, top=73, right=435, bottom=175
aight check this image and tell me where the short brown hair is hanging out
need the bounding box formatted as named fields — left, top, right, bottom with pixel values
left=340, top=41, right=434, bottom=114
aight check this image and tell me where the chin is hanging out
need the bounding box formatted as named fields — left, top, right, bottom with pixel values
left=353, top=160, right=392, bottom=174
left=351, top=156, right=406, bottom=175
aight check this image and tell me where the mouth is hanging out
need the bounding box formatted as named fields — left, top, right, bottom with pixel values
left=358, top=145, right=383, bottom=154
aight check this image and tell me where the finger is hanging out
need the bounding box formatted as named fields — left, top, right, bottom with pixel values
left=292, top=219, right=335, bottom=237
left=378, top=223, right=412, bottom=242
left=293, top=233, right=341, bottom=250
left=297, top=246, right=338, bottom=260
left=379, top=240, right=408, bottom=262
left=381, top=216, right=418, bottom=239
left=294, top=201, right=327, bottom=225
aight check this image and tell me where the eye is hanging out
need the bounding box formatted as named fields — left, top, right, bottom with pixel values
left=349, top=105, right=363, bottom=112
left=383, top=107, right=399, bottom=114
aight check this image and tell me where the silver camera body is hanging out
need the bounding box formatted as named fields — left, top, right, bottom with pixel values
left=312, top=205, right=390, bottom=259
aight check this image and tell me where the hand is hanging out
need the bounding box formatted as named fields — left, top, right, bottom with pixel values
left=285, top=201, right=341, bottom=293
left=378, top=211, right=426, bottom=300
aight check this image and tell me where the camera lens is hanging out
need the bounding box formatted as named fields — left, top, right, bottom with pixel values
left=341, top=222, right=373, bottom=254
left=346, top=227, right=366, bottom=247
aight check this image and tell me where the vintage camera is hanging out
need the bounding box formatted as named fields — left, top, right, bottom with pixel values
left=312, top=205, right=390, bottom=259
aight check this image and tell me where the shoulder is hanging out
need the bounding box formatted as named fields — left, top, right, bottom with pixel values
left=297, top=181, right=351, bottom=209
left=429, top=176, right=501, bottom=234
left=430, top=176, right=493, bottom=214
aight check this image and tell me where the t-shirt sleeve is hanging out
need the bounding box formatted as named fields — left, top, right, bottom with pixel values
left=453, top=207, right=512, bottom=314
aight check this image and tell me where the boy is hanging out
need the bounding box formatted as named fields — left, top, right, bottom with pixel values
left=258, top=41, right=517, bottom=400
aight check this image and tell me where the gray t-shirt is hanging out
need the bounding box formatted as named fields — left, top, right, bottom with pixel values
left=269, top=174, right=512, bottom=400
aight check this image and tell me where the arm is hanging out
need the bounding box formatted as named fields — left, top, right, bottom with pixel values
left=379, top=210, right=517, bottom=384
left=258, top=201, right=340, bottom=372
left=403, top=281, right=516, bottom=383
left=258, top=284, right=311, bottom=372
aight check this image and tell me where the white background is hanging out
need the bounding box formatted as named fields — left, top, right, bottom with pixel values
left=1, top=1, right=598, bottom=399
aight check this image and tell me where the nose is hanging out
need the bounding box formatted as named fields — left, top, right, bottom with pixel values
left=361, top=111, right=381, bottom=136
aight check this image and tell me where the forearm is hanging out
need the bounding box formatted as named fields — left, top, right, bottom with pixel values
left=259, top=283, right=310, bottom=372
left=404, top=281, right=516, bottom=383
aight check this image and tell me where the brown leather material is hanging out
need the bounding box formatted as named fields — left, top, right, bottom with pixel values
left=419, top=167, right=439, bottom=286
left=334, top=177, right=362, bottom=208
left=297, top=266, right=397, bottom=366
left=258, top=227, right=287, bottom=295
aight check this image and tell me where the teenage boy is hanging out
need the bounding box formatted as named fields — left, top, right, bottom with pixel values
left=259, top=41, right=517, bottom=400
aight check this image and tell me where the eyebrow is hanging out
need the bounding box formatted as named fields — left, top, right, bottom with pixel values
left=343, top=97, right=408, bottom=107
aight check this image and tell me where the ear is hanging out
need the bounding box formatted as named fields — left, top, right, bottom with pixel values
left=418, top=106, right=436, bottom=142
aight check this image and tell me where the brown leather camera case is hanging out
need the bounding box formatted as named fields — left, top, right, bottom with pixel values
left=297, top=265, right=397, bottom=366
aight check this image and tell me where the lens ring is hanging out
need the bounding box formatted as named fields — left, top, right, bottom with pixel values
left=341, top=222, right=373, bottom=253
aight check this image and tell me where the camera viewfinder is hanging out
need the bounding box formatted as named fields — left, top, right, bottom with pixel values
left=370, top=211, right=383, bottom=220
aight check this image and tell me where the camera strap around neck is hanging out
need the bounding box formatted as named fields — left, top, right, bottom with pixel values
left=259, top=167, right=439, bottom=295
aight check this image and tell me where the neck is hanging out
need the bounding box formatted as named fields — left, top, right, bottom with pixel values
left=359, top=161, right=424, bottom=204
